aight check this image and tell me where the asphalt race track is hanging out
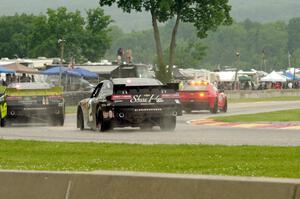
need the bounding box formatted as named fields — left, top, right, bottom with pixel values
left=0, top=101, right=300, bottom=146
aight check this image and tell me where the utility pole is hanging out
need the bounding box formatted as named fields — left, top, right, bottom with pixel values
left=262, top=49, right=267, bottom=72
left=288, top=51, right=292, bottom=68
left=58, top=39, right=65, bottom=87
left=234, top=50, right=240, bottom=90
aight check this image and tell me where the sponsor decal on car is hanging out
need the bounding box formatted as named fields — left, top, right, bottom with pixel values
left=130, top=94, right=164, bottom=103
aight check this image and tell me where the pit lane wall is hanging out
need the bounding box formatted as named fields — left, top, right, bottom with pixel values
left=225, top=89, right=300, bottom=100
left=0, top=170, right=299, bottom=199
left=63, top=89, right=300, bottom=106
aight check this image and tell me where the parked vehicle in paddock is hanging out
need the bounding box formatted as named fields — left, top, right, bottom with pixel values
left=77, top=78, right=182, bottom=132
left=0, top=86, right=7, bottom=127
left=6, top=83, right=65, bottom=126
left=179, top=80, right=227, bottom=113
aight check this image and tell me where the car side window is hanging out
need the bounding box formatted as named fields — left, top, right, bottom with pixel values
left=90, top=83, right=103, bottom=98
left=100, top=81, right=113, bottom=96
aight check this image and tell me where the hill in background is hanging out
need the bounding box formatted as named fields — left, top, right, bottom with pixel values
left=0, top=0, right=300, bottom=32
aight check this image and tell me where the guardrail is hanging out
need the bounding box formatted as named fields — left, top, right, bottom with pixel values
left=225, top=89, right=300, bottom=99
left=0, top=170, right=299, bottom=199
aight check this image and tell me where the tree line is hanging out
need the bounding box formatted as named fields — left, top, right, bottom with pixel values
left=0, top=7, right=112, bottom=62
left=1, top=6, right=300, bottom=73
left=108, top=17, right=300, bottom=72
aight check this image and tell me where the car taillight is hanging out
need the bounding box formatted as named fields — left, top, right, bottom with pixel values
left=6, top=96, right=22, bottom=101
left=48, top=95, right=63, bottom=100
left=199, top=92, right=206, bottom=97
left=179, top=92, right=189, bottom=98
left=161, top=93, right=180, bottom=99
left=188, top=80, right=208, bottom=86
left=111, top=94, right=132, bottom=101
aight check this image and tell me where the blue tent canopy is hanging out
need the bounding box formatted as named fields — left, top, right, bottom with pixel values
left=284, top=72, right=300, bottom=81
left=0, top=66, right=15, bottom=74
left=42, top=66, right=81, bottom=77
left=74, top=67, right=98, bottom=78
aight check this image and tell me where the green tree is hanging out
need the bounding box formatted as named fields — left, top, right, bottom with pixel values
left=99, top=0, right=232, bottom=83
left=28, top=7, right=112, bottom=62
left=287, top=18, right=300, bottom=54
left=201, top=20, right=288, bottom=71
left=164, top=40, right=206, bottom=68
left=81, top=8, right=113, bottom=62
left=0, top=14, right=36, bottom=58
left=291, top=49, right=300, bottom=67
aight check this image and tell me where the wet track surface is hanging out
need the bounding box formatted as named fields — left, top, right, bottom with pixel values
left=1, top=101, right=300, bottom=146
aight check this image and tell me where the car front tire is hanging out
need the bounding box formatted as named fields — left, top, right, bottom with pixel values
left=77, top=107, right=84, bottom=130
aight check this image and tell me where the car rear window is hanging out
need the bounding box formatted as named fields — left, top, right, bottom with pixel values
left=182, top=85, right=208, bottom=91
left=113, top=78, right=162, bottom=86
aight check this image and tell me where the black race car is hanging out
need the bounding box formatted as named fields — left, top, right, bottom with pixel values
left=77, top=78, right=182, bottom=131
left=6, top=82, right=65, bottom=126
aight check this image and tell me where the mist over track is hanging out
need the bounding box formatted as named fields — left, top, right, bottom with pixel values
left=1, top=101, right=300, bottom=146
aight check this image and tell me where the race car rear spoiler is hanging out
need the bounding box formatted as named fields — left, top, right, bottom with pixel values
left=6, top=86, right=63, bottom=97
left=113, top=83, right=179, bottom=93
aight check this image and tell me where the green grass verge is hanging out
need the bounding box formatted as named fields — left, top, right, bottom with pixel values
left=66, top=106, right=77, bottom=114
left=0, top=140, right=299, bottom=178
left=228, top=96, right=300, bottom=103
left=211, top=109, right=300, bottom=122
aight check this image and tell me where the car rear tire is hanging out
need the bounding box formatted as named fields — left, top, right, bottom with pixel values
left=77, top=108, right=84, bottom=130
left=51, top=114, right=64, bottom=126
left=210, top=98, right=218, bottom=114
left=58, top=115, right=64, bottom=126
left=221, top=100, right=228, bottom=113
left=0, top=116, right=5, bottom=127
left=160, top=116, right=176, bottom=131
left=96, top=110, right=111, bottom=132
left=184, top=109, right=192, bottom=114
left=102, top=120, right=112, bottom=131
left=140, top=124, right=153, bottom=130
left=5, top=118, right=11, bottom=127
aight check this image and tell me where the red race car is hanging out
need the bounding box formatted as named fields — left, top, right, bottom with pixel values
left=179, top=80, right=227, bottom=113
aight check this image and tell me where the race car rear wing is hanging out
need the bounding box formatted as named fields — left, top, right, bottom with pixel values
left=113, top=83, right=179, bottom=95
left=6, top=86, right=63, bottom=97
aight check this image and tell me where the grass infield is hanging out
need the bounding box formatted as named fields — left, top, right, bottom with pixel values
left=0, top=140, right=299, bottom=178
left=211, top=109, right=300, bottom=122
left=66, top=106, right=77, bottom=114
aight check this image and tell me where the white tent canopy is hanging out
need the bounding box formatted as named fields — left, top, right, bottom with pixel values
left=285, top=67, right=300, bottom=74
left=260, top=71, right=287, bottom=82
left=217, top=71, right=236, bottom=82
